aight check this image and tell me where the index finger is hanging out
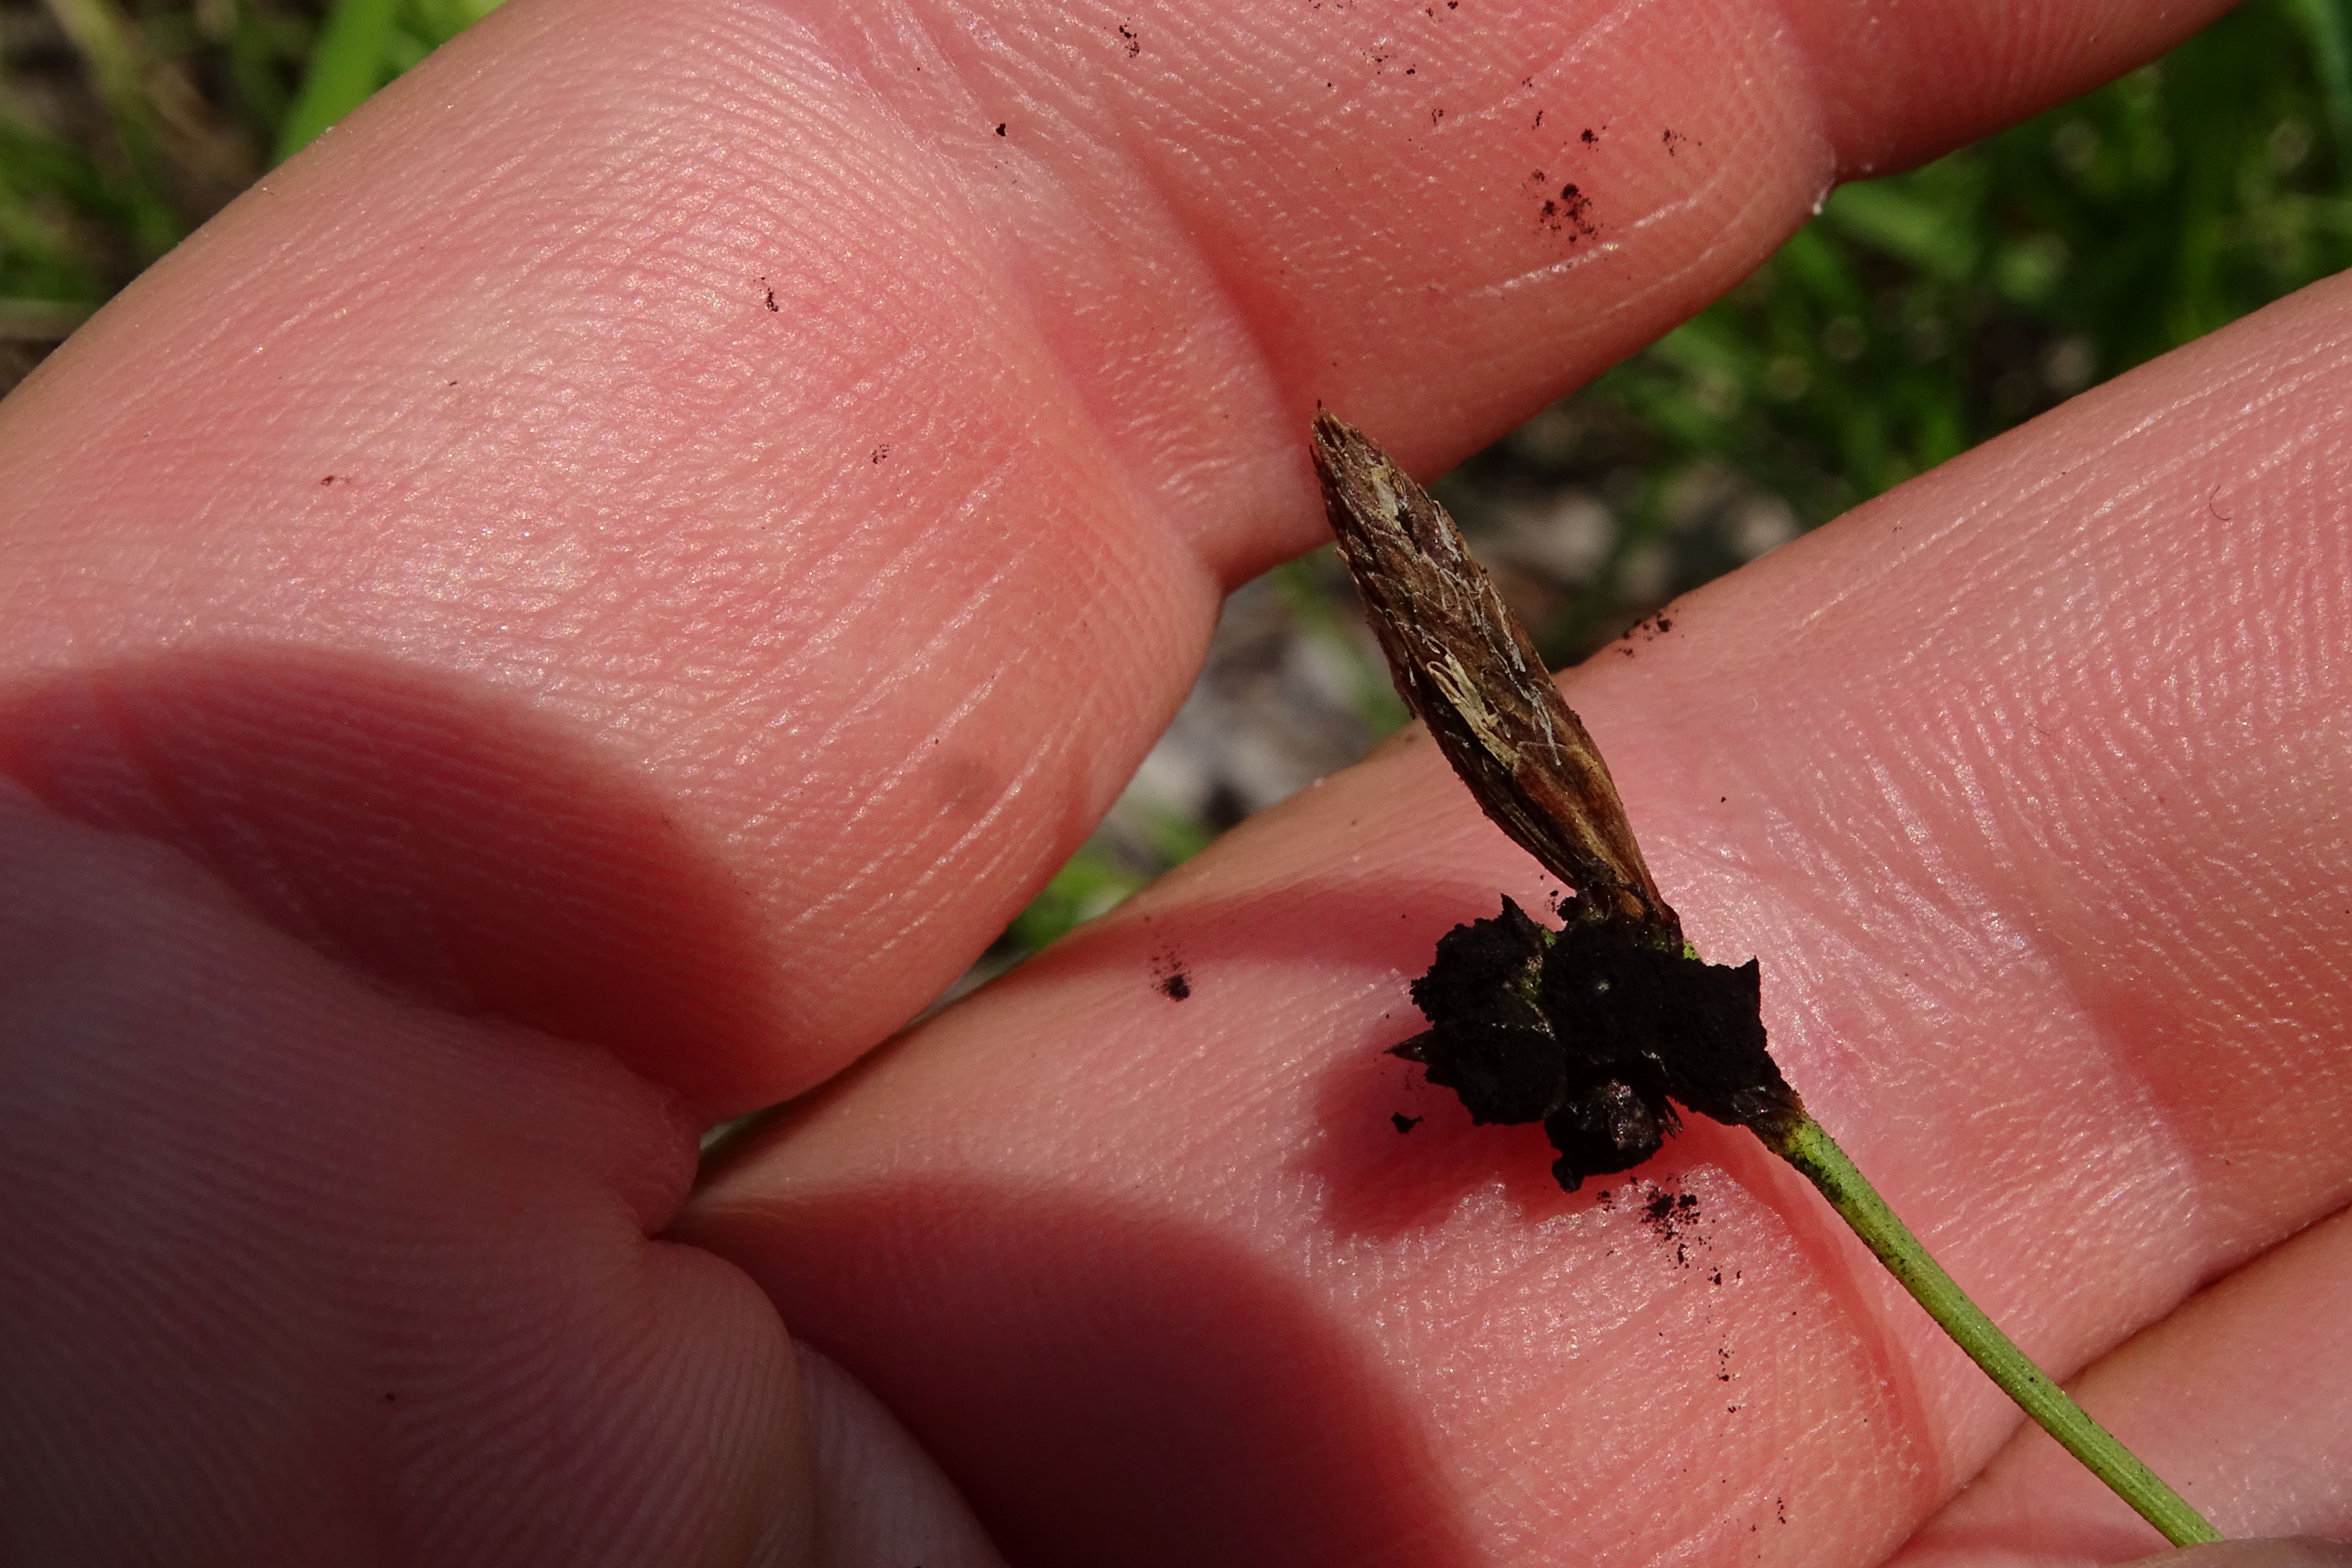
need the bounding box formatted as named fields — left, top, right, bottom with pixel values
left=0, top=0, right=2232, bottom=1111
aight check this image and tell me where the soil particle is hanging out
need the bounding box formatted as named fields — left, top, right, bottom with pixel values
left=1642, top=1187, right=1700, bottom=1237
left=1614, top=612, right=1674, bottom=654
left=1539, top=181, right=1598, bottom=240
left=1634, top=1184, right=1708, bottom=1269
left=1396, top=898, right=1793, bottom=1190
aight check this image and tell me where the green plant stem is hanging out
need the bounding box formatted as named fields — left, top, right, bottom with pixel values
left=1766, top=1114, right=2220, bottom=1548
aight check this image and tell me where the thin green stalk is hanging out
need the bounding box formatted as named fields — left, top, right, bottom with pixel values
left=1768, top=1114, right=2220, bottom=1548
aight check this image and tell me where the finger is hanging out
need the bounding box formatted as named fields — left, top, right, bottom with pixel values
left=2, top=782, right=1027, bottom=1563
left=1888, top=1206, right=2352, bottom=1568
left=0, top=0, right=2230, bottom=1111
left=683, top=274, right=2352, bottom=1568
left=0, top=785, right=814, bottom=1563
left=796, top=1343, right=1013, bottom=1568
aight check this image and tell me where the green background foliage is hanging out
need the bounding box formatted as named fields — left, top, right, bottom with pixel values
left=3, top=0, right=2347, bottom=962
left=0, top=0, right=495, bottom=362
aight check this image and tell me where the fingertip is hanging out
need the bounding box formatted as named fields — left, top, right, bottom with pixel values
left=792, top=1342, right=1011, bottom=1568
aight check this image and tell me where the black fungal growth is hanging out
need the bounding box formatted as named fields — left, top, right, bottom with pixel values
left=1392, top=898, right=1799, bottom=1191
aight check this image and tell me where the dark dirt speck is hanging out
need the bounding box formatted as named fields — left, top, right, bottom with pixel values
left=1540, top=181, right=1597, bottom=240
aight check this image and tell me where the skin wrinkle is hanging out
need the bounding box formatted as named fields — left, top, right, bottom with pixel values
left=1531, top=0, right=1663, bottom=81
left=798, top=711, right=1084, bottom=958
left=1922, top=724, right=2308, bottom=1267
left=1747, top=0, right=1837, bottom=169
left=750, top=529, right=1047, bottom=816
left=2013, top=552, right=2342, bottom=1166
left=1129, top=211, right=1304, bottom=516
left=1835, top=675, right=2219, bottom=1291
left=695, top=471, right=1040, bottom=796
left=714, top=486, right=965, bottom=710
left=1798, top=337, right=2337, bottom=667
left=776, top=654, right=1033, bottom=929
left=967, top=97, right=1289, bottom=556
left=838, top=1, right=1240, bottom=510
left=1598, top=150, right=1773, bottom=279
left=1463, top=239, right=1629, bottom=301
left=733, top=413, right=1185, bottom=922
left=764, top=510, right=1037, bottom=775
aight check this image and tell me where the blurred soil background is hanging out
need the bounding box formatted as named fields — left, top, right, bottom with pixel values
left=5, top=0, right=2350, bottom=990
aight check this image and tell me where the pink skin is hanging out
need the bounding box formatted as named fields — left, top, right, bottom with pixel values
left=0, top=0, right=2344, bottom=1563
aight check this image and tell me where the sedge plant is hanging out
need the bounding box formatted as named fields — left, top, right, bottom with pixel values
left=1311, top=408, right=2219, bottom=1548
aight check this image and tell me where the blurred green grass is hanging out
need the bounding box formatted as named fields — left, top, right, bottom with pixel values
left=0, top=0, right=494, bottom=386
left=4, top=0, right=2347, bottom=962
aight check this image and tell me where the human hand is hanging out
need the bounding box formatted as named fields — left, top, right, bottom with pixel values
left=2, top=0, right=2345, bottom=1564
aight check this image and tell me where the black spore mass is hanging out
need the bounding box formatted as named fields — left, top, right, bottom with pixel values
left=1393, top=898, right=1799, bottom=1191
